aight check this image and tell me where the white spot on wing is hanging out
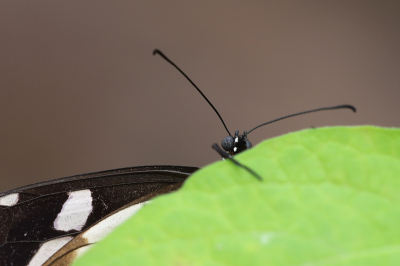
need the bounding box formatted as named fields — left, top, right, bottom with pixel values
left=235, top=137, right=238, bottom=143
left=83, top=201, right=149, bottom=243
left=27, top=236, right=73, bottom=266
left=0, top=193, right=19, bottom=206
left=233, top=147, right=237, bottom=152
left=53, top=190, right=93, bottom=232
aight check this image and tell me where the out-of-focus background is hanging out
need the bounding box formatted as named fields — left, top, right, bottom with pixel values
left=1, top=1, right=399, bottom=192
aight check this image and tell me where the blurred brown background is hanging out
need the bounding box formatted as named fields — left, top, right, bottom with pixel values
left=1, top=1, right=399, bottom=192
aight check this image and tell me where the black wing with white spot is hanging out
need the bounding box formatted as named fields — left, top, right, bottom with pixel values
left=43, top=182, right=184, bottom=266
left=0, top=165, right=198, bottom=266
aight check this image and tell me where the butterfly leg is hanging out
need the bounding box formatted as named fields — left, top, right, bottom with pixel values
left=211, top=143, right=262, bottom=181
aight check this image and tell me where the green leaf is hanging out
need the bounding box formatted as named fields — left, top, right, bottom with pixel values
left=74, top=126, right=400, bottom=266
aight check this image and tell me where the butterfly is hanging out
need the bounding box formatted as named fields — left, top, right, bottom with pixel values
left=0, top=49, right=356, bottom=266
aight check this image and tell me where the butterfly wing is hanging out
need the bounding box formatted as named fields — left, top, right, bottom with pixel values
left=0, top=165, right=197, bottom=266
left=43, top=182, right=183, bottom=266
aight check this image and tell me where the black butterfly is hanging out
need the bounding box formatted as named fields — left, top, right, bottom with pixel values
left=0, top=49, right=355, bottom=266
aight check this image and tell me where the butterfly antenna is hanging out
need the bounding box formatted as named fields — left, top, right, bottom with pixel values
left=247, top=104, right=356, bottom=134
left=153, top=49, right=232, bottom=136
left=212, top=143, right=263, bottom=181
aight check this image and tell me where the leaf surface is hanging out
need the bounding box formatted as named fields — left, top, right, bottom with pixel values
left=74, top=126, right=400, bottom=266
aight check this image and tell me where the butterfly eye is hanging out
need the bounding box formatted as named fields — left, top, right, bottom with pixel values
left=245, top=140, right=252, bottom=150
left=221, top=136, right=234, bottom=151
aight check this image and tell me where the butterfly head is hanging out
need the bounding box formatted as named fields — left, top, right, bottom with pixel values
left=221, top=130, right=253, bottom=156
